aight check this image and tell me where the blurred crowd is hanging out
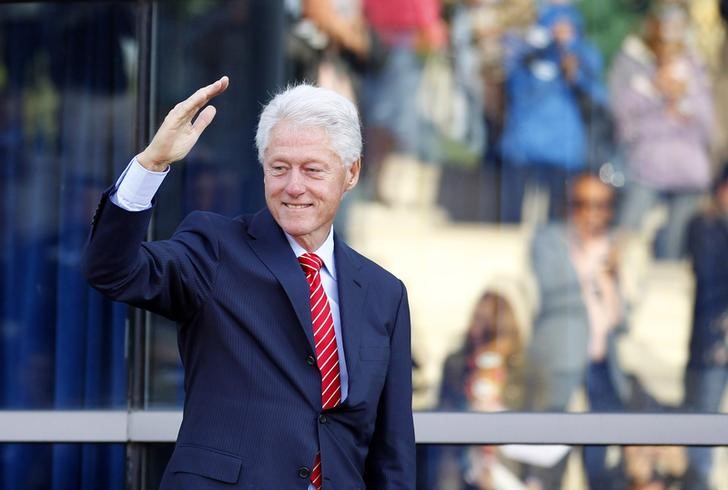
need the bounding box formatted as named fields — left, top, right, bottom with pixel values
left=285, top=0, right=728, bottom=488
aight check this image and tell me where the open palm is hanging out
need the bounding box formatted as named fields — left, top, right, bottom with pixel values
left=137, top=76, right=229, bottom=171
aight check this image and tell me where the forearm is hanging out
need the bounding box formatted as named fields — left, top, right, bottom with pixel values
left=81, top=191, right=155, bottom=298
left=81, top=196, right=219, bottom=322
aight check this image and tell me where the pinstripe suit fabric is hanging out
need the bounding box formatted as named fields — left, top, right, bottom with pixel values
left=82, top=190, right=415, bottom=489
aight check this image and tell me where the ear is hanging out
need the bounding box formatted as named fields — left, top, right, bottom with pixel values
left=344, top=158, right=361, bottom=192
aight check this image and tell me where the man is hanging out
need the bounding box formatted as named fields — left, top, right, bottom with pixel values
left=82, top=77, right=415, bottom=489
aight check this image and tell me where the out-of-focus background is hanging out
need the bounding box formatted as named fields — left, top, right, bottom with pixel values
left=1, top=0, right=728, bottom=488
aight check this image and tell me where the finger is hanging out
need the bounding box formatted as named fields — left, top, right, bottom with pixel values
left=175, top=76, right=229, bottom=121
left=218, top=75, right=230, bottom=92
left=191, top=105, right=217, bottom=136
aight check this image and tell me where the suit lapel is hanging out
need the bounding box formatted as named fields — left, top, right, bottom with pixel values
left=247, top=208, right=316, bottom=352
left=334, top=235, right=367, bottom=384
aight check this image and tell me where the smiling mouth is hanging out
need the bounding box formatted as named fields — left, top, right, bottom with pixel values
left=284, top=203, right=312, bottom=209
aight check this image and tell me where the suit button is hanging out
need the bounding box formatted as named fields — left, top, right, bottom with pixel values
left=297, top=466, right=311, bottom=479
left=306, top=355, right=316, bottom=366
left=319, top=414, right=328, bottom=424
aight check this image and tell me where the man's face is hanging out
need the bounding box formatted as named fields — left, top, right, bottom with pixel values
left=263, top=120, right=360, bottom=251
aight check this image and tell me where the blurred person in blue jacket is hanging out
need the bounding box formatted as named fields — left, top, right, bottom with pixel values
left=499, top=2, right=607, bottom=224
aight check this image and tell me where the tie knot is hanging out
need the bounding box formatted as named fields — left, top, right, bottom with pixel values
left=298, top=252, right=323, bottom=275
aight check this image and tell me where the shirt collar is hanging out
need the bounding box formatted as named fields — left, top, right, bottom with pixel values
left=284, top=227, right=337, bottom=280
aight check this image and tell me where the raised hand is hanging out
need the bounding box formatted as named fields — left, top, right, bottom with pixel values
left=136, top=76, right=229, bottom=172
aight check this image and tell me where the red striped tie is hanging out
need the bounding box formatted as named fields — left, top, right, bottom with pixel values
left=299, top=252, right=341, bottom=490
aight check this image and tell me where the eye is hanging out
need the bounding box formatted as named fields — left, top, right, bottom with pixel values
left=304, top=165, right=326, bottom=177
left=267, top=165, right=288, bottom=177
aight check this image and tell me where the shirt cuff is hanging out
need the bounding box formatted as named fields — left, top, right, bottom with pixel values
left=110, top=157, right=169, bottom=211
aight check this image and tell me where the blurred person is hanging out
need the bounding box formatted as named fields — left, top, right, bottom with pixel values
left=606, top=446, right=708, bottom=490
left=447, top=0, right=534, bottom=158
left=526, top=173, right=629, bottom=489
left=439, top=291, right=524, bottom=412
left=465, top=0, right=535, bottom=141
left=437, top=291, right=527, bottom=490
left=499, top=2, right=608, bottom=223
left=443, top=0, right=489, bottom=165
left=287, top=0, right=372, bottom=101
left=360, top=0, right=446, bottom=206
left=609, top=4, right=714, bottom=259
left=682, top=164, right=728, bottom=484
left=82, top=80, right=415, bottom=489
left=435, top=0, right=534, bottom=222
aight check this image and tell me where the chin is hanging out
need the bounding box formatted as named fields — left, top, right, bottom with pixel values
left=280, top=223, right=312, bottom=238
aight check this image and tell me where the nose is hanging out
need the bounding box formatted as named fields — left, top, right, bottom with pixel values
left=284, top=169, right=306, bottom=197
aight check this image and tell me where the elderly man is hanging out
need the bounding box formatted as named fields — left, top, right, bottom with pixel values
left=82, top=77, right=415, bottom=489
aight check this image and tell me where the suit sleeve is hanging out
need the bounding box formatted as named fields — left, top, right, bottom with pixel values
left=81, top=190, right=220, bottom=322
left=364, top=280, right=416, bottom=489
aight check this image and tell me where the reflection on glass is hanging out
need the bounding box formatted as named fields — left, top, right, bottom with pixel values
left=0, top=444, right=124, bottom=490
left=439, top=291, right=525, bottom=412
left=0, top=2, right=133, bottom=408
left=525, top=174, right=626, bottom=413
left=137, top=0, right=728, bottom=416
left=610, top=5, right=714, bottom=261
left=145, top=0, right=285, bottom=407
left=340, top=2, right=728, bottom=416
left=418, top=444, right=726, bottom=490
left=0, top=3, right=134, bottom=486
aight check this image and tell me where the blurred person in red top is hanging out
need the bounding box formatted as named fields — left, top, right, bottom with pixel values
left=359, top=0, right=446, bottom=204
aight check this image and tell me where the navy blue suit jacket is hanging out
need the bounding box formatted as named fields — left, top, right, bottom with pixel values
left=82, top=191, right=415, bottom=489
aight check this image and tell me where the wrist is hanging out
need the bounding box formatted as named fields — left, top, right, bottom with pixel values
left=136, top=150, right=170, bottom=173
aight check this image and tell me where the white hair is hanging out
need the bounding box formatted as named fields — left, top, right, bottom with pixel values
left=255, top=84, right=362, bottom=167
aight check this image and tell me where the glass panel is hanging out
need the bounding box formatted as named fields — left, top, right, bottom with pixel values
left=0, top=2, right=135, bottom=409
left=0, top=444, right=125, bottom=490
left=418, top=444, right=728, bottom=490
left=139, top=0, right=728, bottom=415
left=145, top=0, right=285, bottom=407
left=334, top=0, right=728, bottom=415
